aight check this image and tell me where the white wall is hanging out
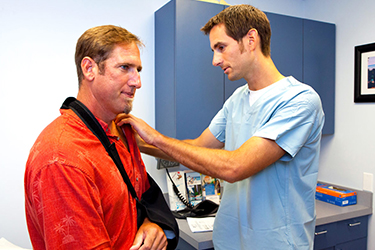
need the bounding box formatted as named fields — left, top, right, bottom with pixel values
left=302, top=1, right=375, bottom=249
left=0, top=0, right=374, bottom=249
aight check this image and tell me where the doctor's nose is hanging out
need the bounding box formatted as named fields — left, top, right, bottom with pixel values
left=212, top=53, right=223, bottom=67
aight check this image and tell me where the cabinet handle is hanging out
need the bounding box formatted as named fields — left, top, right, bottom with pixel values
left=314, top=230, right=327, bottom=236
left=349, top=222, right=361, bottom=227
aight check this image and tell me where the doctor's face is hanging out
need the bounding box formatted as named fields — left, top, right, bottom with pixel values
left=209, top=23, right=248, bottom=81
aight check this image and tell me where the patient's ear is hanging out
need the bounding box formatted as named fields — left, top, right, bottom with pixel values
left=81, top=57, right=97, bottom=81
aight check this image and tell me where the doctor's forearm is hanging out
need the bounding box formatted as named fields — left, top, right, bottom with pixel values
left=154, top=134, right=241, bottom=183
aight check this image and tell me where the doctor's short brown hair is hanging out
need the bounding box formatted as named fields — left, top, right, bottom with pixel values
left=201, top=4, right=271, bottom=57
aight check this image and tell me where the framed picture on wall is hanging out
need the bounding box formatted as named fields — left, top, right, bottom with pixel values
left=354, top=42, right=375, bottom=102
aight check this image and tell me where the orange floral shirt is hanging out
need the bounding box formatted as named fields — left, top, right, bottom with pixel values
left=25, top=109, right=149, bottom=249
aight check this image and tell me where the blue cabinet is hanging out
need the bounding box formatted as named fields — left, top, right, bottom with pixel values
left=304, top=19, right=336, bottom=135
left=155, top=0, right=224, bottom=140
left=335, top=238, right=367, bottom=250
left=314, top=216, right=368, bottom=250
left=314, top=222, right=338, bottom=249
left=155, top=0, right=335, bottom=139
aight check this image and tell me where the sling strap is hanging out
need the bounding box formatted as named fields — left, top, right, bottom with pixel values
left=61, top=97, right=139, bottom=201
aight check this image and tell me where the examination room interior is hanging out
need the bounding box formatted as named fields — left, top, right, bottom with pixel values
left=0, top=0, right=374, bottom=249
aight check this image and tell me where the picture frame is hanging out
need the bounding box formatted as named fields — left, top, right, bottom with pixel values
left=354, top=42, right=375, bottom=102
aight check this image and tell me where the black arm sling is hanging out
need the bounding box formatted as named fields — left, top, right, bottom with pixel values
left=61, top=97, right=179, bottom=250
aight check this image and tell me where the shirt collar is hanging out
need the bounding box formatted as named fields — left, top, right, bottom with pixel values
left=60, top=108, right=112, bottom=135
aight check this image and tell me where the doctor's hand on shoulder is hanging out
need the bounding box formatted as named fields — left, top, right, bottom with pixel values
left=116, top=114, right=162, bottom=146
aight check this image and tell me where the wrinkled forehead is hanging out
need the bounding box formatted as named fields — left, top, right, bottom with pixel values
left=105, top=42, right=142, bottom=70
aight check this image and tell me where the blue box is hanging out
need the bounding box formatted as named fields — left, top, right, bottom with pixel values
left=315, top=184, right=357, bottom=207
left=315, top=192, right=357, bottom=206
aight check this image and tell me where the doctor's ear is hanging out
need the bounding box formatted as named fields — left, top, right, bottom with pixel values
left=247, top=28, right=259, bottom=49
left=81, top=57, right=97, bottom=81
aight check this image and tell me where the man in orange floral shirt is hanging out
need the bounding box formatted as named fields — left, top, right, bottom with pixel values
left=24, top=25, right=168, bottom=250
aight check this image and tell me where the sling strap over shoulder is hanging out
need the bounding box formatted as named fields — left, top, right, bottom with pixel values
left=61, top=97, right=139, bottom=200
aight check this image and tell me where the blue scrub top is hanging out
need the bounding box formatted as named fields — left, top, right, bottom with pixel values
left=209, top=77, right=325, bottom=250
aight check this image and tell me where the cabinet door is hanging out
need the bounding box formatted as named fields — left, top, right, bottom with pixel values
left=175, top=0, right=224, bottom=139
left=267, top=12, right=303, bottom=82
left=155, top=0, right=177, bottom=138
left=314, top=222, right=337, bottom=250
left=335, top=237, right=367, bottom=250
left=304, top=19, right=336, bottom=135
left=335, top=216, right=368, bottom=244
left=155, top=0, right=224, bottom=140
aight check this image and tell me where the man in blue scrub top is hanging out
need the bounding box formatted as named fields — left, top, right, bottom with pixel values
left=118, top=4, right=324, bottom=250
